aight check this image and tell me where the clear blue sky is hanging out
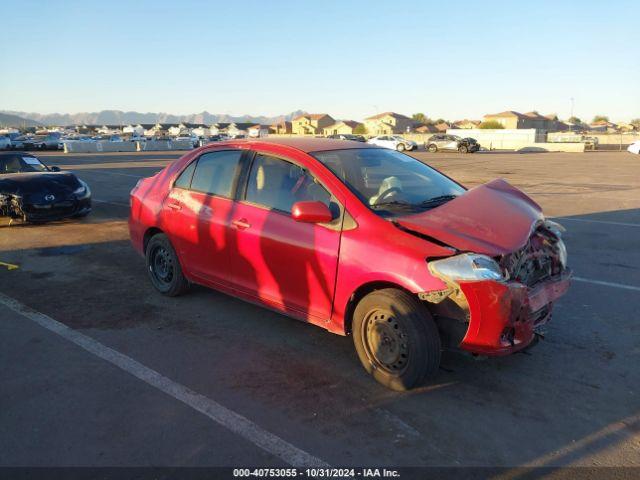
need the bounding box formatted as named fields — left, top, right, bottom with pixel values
left=1, top=0, right=638, bottom=122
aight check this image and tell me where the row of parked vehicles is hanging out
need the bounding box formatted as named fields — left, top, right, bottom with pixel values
left=1, top=131, right=480, bottom=153
left=329, top=133, right=481, bottom=153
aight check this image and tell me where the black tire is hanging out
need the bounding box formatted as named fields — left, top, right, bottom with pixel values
left=458, top=145, right=468, bottom=154
left=428, top=144, right=438, bottom=153
left=145, top=233, right=190, bottom=296
left=396, top=143, right=405, bottom=152
left=352, top=288, right=441, bottom=391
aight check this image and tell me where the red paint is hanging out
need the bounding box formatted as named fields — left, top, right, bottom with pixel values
left=129, top=139, right=570, bottom=355
left=395, top=179, right=544, bottom=256
left=291, top=201, right=333, bottom=223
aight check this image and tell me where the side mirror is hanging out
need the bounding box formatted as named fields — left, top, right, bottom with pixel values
left=49, top=166, right=61, bottom=172
left=291, top=201, right=333, bottom=224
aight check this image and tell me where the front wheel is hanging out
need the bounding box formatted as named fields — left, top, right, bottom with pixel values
left=458, top=145, right=468, bottom=154
left=396, top=143, right=405, bottom=152
left=352, top=288, right=441, bottom=391
left=145, top=233, right=190, bottom=296
left=428, top=144, right=438, bottom=153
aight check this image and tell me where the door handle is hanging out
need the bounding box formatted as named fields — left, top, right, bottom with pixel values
left=231, top=218, right=251, bottom=230
left=167, top=202, right=182, bottom=211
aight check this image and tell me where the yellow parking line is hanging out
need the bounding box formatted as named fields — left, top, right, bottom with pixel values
left=0, top=261, right=19, bottom=271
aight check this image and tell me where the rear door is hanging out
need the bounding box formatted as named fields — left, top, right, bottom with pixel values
left=162, top=149, right=245, bottom=285
left=227, top=151, right=343, bottom=322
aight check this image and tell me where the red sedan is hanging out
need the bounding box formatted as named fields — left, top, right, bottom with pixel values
left=129, top=138, right=571, bottom=390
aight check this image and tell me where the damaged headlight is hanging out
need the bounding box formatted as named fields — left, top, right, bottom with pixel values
left=429, top=253, right=505, bottom=282
left=544, top=219, right=568, bottom=268
left=73, top=180, right=90, bottom=197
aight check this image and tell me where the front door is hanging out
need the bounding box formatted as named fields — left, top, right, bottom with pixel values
left=228, top=152, right=342, bottom=322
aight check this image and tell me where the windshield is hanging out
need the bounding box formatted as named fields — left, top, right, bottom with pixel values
left=0, top=155, right=49, bottom=174
left=311, top=148, right=465, bottom=215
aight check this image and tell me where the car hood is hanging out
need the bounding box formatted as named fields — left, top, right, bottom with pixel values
left=394, top=179, right=543, bottom=256
left=0, top=172, right=82, bottom=196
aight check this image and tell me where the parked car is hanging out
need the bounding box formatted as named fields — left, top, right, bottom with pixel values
left=328, top=134, right=366, bottom=142
left=23, top=134, right=62, bottom=150
left=425, top=134, right=480, bottom=153
left=10, top=136, right=29, bottom=150
left=129, top=138, right=571, bottom=391
left=367, top=135, right=418, bottom=151
left=174, top=134, right=199, bottom=147
left=627, top=140, right=640, bottom=154
left=0, top=152, right=91, bottom=223
left=0, top=136, right=11, bottom=150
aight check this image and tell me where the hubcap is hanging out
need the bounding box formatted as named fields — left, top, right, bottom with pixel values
left=151, top=246, right=173, bottom=284
left=363, top=309, right=409, bottom=373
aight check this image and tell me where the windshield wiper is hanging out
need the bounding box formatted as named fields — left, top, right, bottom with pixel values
left=371, top=200, right=417, bottom=211
left=419, top=194, right=459, bottom=208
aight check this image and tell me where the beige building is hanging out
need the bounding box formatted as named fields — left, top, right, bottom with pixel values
left=291, top=114, right=335, bottom=135
left=363, top=112, right=414, bottom=135
left=453, top=119, right=481, bottom=129
left=483, top=111, right=561, bottom=130
left=323, top=120, right=363, bottom=136
left=270, top=121, right=292, bottom=134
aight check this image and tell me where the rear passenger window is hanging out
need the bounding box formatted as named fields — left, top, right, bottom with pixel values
left=190, top=150, right=243, bottom=197
left=174, top=161, right=196, bottom=189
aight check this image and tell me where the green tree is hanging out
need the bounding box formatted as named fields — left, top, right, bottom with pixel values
left=592, top=115, right=609, bottom=123
left=412, top=113, right=427, bottom=124
left=435, top=118, right=447, bottom=125
left=478, top=120, right=504, bottom=129
left=630, top=118, right=640, bottom=128
left=567, top=116, right=582, bottom=125
left=353, top=124, right=368, bottom=135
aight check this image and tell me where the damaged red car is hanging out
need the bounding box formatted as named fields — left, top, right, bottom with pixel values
left=129, top=138, right=571, bottom=390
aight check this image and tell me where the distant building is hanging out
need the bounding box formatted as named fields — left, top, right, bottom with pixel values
left=96, top=124, right=122, bottom=135
left=248, top=124, right=270, bottom=138
left=434, top=122, right=450, bottom=133
left=414, top=124, right=438, bottom=134
left=270, top=121, right=292, bottom=134
left=452, top=119, right=481, bottom=129
left=292, top=114, right=335, bottom=135
left=123, top=124, right=145, bottom=136
left=210, top=123, right=231, bottom=135
left=323, top=120, right=363, bottom=136
left=227, top=122, right=256, bottom=137
left=483, top=111, right=561, bottom=130
left=363, top=112, right=413, bottom=135
left=589, top=120, right=618, bottom=133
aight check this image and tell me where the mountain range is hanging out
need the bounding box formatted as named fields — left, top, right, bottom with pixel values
left=0, top=110, right=308, bottom=127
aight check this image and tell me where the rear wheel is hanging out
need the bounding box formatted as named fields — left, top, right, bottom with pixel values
left=396, top=143, right=405, bottom=152
left=428, top=144, right=438, bottom=153
left=458, top=145, right=468, bottom=154
left=145, top=233, right=190, bottom=296
left=352, top=288, right=441, bottom=391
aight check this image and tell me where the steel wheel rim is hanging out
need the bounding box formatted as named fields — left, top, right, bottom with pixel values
left=362, top=309, right=409, bottom=374
left=150, top=245, right=173, bottom=284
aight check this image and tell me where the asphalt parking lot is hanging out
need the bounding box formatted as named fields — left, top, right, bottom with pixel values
left=1, top=149, right=639, bottom=471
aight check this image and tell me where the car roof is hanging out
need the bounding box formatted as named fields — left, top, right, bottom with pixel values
left=214, top=137, right=377, bottom=153
left=0, top=151, right=35, bottom=157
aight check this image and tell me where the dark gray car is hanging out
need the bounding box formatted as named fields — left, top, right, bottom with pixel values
left=426, top=134, right=480, bottom=153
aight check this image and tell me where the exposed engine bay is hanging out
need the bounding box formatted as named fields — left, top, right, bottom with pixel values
left=0, top=193, right=26, bottom=221
left=499, top=224, right=567, bottom=287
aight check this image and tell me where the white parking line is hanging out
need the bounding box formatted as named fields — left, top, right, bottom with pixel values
left=0, top=292, right=328, bottom=468
left=553, top=217, right=640, bottom=228
left=573, top=277, right=640, bottom=292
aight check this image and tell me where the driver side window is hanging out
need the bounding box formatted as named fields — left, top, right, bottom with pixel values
left=245, top=154, right=331, bottom=214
